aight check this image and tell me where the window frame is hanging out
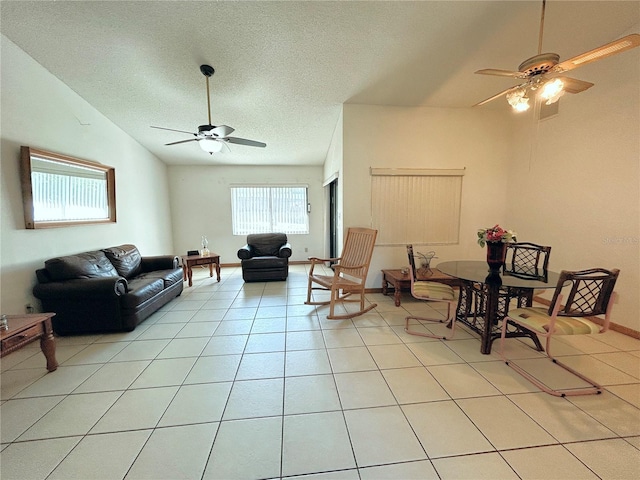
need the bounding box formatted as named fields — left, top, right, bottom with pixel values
left=20, top=146, right=116, bottom=229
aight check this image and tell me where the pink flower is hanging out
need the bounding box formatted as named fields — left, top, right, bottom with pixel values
left=477, top=225, right=517, bottom=247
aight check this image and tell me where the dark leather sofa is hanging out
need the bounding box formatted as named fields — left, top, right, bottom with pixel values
left=237, top=233, right=291, bottom=282
left=33, top=244, right=183, bottom=335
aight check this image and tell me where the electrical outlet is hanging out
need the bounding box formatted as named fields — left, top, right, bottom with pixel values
left=305, top=247, right=308, bottom=252
left=25, top=303, right=34, bottom=314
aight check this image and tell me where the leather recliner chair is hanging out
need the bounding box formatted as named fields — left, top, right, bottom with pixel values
left=237, top=233, right=291, bottom=282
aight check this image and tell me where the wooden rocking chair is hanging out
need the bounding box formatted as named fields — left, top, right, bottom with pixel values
left=305, top=227, right=378, bottom=319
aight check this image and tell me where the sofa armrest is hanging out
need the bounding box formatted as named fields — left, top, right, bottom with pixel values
left=33, top=277, right=127, bottom=300
left=279, top=243, right=292, bottom=258
left=237, top=244, right=253, bottom=260
left=140, top=255, right=179, bottom=271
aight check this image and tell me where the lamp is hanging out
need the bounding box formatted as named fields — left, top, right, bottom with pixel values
left=199, top=138, right=224, bottom=153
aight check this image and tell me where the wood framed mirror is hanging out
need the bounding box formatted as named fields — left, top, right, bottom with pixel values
left=20, top=146, right=116, bottom=229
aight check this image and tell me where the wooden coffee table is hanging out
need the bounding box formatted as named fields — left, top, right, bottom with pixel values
left=181, top=253, right=221, bottom=287
left=0, top=313, right=58, bottom=372
left=381, top=268, right=462, bottom=306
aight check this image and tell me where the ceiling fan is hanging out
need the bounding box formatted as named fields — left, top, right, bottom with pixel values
left=474, top=0, right=640, bottom=111
left=151, top=64, right=266, bottom=153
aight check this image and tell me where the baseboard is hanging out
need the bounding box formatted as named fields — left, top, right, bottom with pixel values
left=532, top=295, right=640, bottom=339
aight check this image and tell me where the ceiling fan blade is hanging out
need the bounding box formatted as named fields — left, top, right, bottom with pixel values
left=210, top=125, right=235, bottom=137
left=473, top=85, right=524, bottom=107
left=475, top=68, right=527, bottom=78
left=165, top=138, right=199, bottom=146
left=151, top=126, right=195, bottom=135
left=226, top=137, right=267, bottom=148
left=555, top=33, right=640, bottom=73
left=556, top=77, right=594, bottom=94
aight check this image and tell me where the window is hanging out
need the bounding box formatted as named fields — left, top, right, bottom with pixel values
left=20, top=146, right=116, bottom=229
left=231, top=186, right=309, bottom=235
left=370, top=168, right=465, bottom=246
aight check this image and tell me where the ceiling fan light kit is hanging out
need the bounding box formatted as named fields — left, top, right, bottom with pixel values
left=199, top=138, right=224, bottom=153
left=474, top=0, right=640, bottom=112
left=151, top=64, right=266, bottom=154
left=506, top=89, right=531, bottom=112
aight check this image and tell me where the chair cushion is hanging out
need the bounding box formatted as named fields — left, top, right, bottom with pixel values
left=413, top=281, right=455, bottom=301
left=242, top=256, right=288, bottom=270
left=45, top=251, right=119, bottom=281
left=508, top=307, right=601, bottom=335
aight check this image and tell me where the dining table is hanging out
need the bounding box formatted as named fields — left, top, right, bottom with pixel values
left=436, top=260, right=560, bottom=354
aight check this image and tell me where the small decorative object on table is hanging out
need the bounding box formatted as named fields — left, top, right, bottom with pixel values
left=0, top=314, right=8, bottom=330
left=201, top=235, right=210, bottom=257
left=477, top=225, right=517, bottom=273
left=416, top=250, right=437, bottom=276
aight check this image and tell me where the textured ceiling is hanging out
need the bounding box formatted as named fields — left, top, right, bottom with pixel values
left=1, top=1, right=638, bottom=166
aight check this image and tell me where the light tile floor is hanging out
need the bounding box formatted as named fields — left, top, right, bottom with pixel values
left=1, top=265, right=639, bottom=479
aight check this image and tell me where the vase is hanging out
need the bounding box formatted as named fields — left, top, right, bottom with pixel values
left=486, top=241, right=506, bottom=273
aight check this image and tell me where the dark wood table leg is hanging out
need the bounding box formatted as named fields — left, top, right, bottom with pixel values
left=382, top=275, right=389, bottom=296
left=187, top=262, right=194, bottom=287
left=381, top=273, right=401, bottom=306
left=215, top=258, right=221, bottom=282
left=40, top=319, right=58, bottom=372
left=393, top=282, right=402, bottom=307
left=482, top=274, right=502, bottom=354
left=208, top=263, right=214, bottom=278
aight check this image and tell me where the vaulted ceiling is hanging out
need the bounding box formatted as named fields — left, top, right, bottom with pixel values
left=2, top=1, right=638, bottom=166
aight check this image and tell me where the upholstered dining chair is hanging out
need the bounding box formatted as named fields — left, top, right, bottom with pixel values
left=305, top=227, right=377, bottom=319
left=500, top=267, right=619, bottom=397
left=404, top=245, right=458, bottom=339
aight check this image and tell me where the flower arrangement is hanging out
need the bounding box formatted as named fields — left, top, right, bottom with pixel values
left=477, top=224, right=517, bottom=247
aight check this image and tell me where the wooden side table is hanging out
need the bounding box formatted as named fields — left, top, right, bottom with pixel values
left=181, top=253, right=221, bottom=287
left=0, top=313, right=58, bottom=372
left=381, top=268, right=462, bottom=307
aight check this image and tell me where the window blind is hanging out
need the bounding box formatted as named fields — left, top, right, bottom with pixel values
left=370, top=168, right=464, bottom=246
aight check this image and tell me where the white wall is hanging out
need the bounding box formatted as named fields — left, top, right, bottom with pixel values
left=506, top=26, right=640, bottom=332
left=342, top=104, right=513, bottom=289
left=0, top=36, right=174, bottom=314
left=167, top=165, right=325, bottom=264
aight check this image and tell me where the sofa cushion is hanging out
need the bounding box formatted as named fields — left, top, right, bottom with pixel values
left=247, top=233, right=288, bottom=257
left=120, top=277, right=164, bottom=309
left=103, top=244, right=142, bottom=279
left=137, top=269, right=183, bottom=288
left=45, top=251, right=119, bottom=281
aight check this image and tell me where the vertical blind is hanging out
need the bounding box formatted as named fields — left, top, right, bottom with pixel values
left=370, top=168, right=465, bottom=245
left=31, top=157, right=109, bottom=222
left=231, top=186, right=309, bottom=235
